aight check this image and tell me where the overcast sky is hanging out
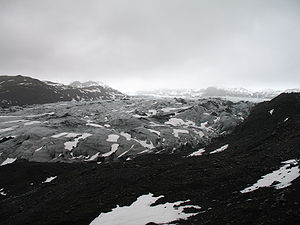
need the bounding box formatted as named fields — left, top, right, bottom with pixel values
left=0, top=0, right=299, bottom=92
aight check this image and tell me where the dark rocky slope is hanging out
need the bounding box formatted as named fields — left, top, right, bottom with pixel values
left=0, top=75, right=125, bottom=107
left=0, top=93, right=299, bottom=225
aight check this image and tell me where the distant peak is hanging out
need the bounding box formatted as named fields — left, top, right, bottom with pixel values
left=69, top=80, right=108, bottom=88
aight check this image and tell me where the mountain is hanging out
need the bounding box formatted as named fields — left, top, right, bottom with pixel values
left=69, top=81, right=108, bottom=88
left=135, top=87, right=284, bottom=100
left=0, top=93, right=299, bottom=225
left=0, top=75, right=125, bottom=107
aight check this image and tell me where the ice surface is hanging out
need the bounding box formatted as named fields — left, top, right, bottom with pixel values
left=147, top=129, right=160, bottom=136
left=24, top=121, right=41, bottom=126
left=241, top=159, right=300, bottom=193
left=26, top=112, right=55, bottom=118
left=0, top=97, right=253, bottom=162
left=135, top=140, right=154, bottom=149
left=102, top=144, right=119, bottom=157
left=51, top=132, right=69, bottom=138
left=148, top=109, right=157, bottom=115
left=86, top=122, right=103, bottom=128
left=193, top=130, right=205, bottom=138
left=0, top=126, right=18, bottom=133
left=165, top=118, right=195, bottom=127
left=173, top=129, right=189, bottom=138
left=2, top=119, right=29, bottom=124
left=89, top=193, right=201, bottom=225
left=161, top=106, right=190, bottom=112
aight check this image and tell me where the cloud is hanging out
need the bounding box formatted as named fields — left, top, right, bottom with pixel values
left=0, top=0, right=299, bottom=92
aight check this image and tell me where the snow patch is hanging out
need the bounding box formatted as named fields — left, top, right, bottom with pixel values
left=35, top=147, right=43, bottom=152
left=188, top=148, right=205, bottom=157
left=1, top=158, right=17, bottom=166
left=118, top=145, right=135, bottom=158
left=106, top=134, right=119, bottom=142
left=89, top=193, right=201, bottom=225
left=86, top=121, right=103, bottom=128
left=210, top=144, right=229, bottom=154
left=120, top=132, right=131, bottom=141
left=0, top=188, right=7, bottom=196
left=102, top=144, right=119, bottom=157
left=64, top=133, right=92, bottom=151
left=147, top=129, right=160, bottom=136
left=42, top=176, right=57, bottom=183
left=87, top=152, right=100, bottom=161
left=241, top=159, right=300, bottom=193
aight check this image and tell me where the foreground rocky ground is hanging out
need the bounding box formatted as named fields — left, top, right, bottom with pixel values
left=0, top=93, right=299, bottom=225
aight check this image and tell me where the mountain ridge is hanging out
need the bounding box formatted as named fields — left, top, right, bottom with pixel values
left=135, top=86, right=299, bottom=99
left=0, top=75, right=125, bottom=107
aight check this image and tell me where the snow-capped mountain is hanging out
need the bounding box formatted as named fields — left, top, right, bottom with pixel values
left=0, top=75, right=125, bottom=107
left=135, top=87, right=285, bottom=100
left=69, top=81, right=108, bottom=88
